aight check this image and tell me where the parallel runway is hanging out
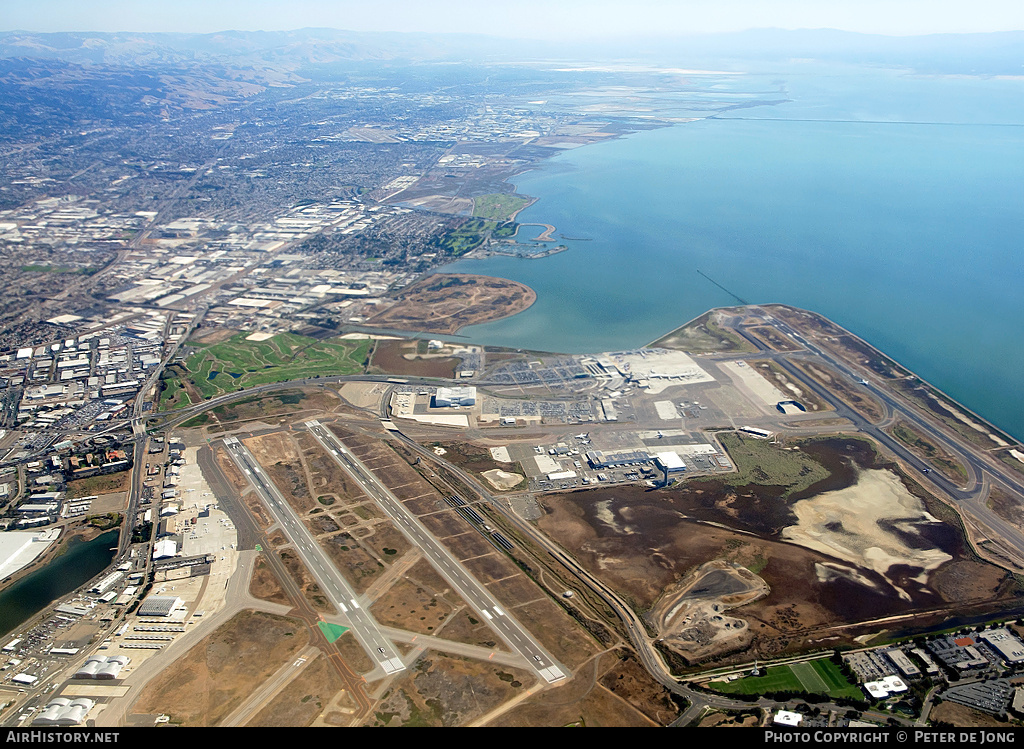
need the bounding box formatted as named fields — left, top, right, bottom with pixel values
left=304, top=420, right=566, bottom=684
left=221, top=436, right=406, bottom=677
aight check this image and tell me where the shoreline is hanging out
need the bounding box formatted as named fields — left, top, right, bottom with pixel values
left=649, top=302, right=1021, bottom=448
left=513, top=222, right=557, bottom=242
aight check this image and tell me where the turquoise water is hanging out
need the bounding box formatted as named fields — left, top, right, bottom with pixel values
left=443, top=67, right=1024, bottom=439
left=0, top=530, right=120, bottom=637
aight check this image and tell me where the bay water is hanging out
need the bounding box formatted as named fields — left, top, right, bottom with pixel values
left=443, top=65, right=1024, bottom=440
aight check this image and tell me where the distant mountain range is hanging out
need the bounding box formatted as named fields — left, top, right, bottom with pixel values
left=1, top=27, right=1022, bottom=74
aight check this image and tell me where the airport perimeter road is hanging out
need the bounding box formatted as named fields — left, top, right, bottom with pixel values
left=220, top=436, right=406, bottom=677
left=304, top=420, right=567, bottom=685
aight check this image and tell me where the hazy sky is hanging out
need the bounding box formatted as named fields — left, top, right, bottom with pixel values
left=5, top=0, right=1024, bottom=38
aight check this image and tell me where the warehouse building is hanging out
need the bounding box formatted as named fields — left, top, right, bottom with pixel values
left=138, top=595, right=183, bottom=617
left=433, top=386, right=476, bottom=408
left=32, top=698, right=95, bottom=726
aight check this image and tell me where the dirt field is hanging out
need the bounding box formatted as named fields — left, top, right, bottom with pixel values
left=247, top=653, right=351, bottom=727
left=651, top=309, right=757, bottom=354
left=647, top=560, right=769, bottom=663
left=988, top=486, right=1024, bottom=534
left=246, top=432, right=315, bottom=514
left=249, top=553, right=291, bottom=606
left=370, top=569, right=464, bottom=637
left=694, top=710, right=763, bottom=728
left=929, top=701, right=1011, bottom=728
left=491, top=650, right=679, bottom=727
left=369, top=339, right=459, bottom=378
left=129, top=610, right=309, bottom=726
left=363, top=273, right=536, bottom=334
left=65, top=470, right=131, bottom=499
left=535, top=437, right=1019, bottom=665
left=369, top=652, right=533, bottom=727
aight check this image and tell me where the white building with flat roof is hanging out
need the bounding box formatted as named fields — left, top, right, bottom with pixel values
left=434, top=386, right=476, bottom=408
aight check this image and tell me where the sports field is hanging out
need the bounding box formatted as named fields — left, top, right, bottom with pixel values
left=708, top=658, right=862, bottom=700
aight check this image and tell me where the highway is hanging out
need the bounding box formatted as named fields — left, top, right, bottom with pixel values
left=303, top=420, right=567, bottom=685
left=220, top=436, right=406, bottom=677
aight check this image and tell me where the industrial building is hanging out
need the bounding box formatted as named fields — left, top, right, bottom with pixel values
left=73, top=655, right=129, bottom=680
left=138, top=595, right=184, bottom=617
left=433, top=386, right=476, bottom=408
left=979, top=628, right=1024, bottom=665
left=585, top=449, right=651, bottom=469
left=654, top=452, right=687, bottom=473
left=32, top=698, right=95, bottom=726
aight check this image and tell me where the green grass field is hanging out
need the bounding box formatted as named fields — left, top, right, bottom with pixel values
left=713, top=432, right=831, bottom=497
left=435, top=218, right=500, bottom=256
left=472, top=193, right=531, bottom=221
left=708, top=658, right=862, bottom=700
left=160, top=332, right=370, bottom=407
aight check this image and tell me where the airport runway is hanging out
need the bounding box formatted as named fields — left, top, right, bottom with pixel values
left=220, top=436, right=406, bottom=678
left=304, top=420, right=566, bottom=684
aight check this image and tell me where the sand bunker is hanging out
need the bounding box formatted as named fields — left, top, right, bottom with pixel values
left=481, top=469, right=524, bottom=491
left=782, top=468, right=952, bottom=600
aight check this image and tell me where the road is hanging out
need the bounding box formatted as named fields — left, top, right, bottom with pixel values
left=303, top=420, right=566, bottom=685
left=220, top=436, right=406, bottom=678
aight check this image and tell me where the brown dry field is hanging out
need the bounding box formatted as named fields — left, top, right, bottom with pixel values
left=192, top=326, right=239, bottom=345
left=130, top=610, right=308, bottom=726
left=370, top=575, right=459, bottom=636
left=363, top=273, right=536, bottom=335
left=744, top=325, right=802, bottom=352
left=205, top=388, right=345, bottom=430
left=597, top=650, right=685, bottom=725
left=437, top=608, right=508, bottom=650
left=334, top=631, right=375, bottom=675
left=988, top=486, right=1024, bottom=534
left=247, top=653, right=349, bottom=727
left=278, top=548, right=335, bottom=614
left=368, top=652, right=533, bottom=727
left=65, top=470, right=131, bottom=499
left=695, top=711, right=763, bottom=728
left=245, top=432, right=315, bottom=514
left=536, top=438, right=1019, bottom=664
left=370, top=339, right=459, bottom=378
left=293, top=430, right=369, bottom=504
left=929, top=701, right=1013, bottom=728
left=320, top=532, right=386, bottom=594
left=492, top=650, right=673, bottom=727
left=358, top=520, right=414, bottom=561
left=249, top=553, right=291, bottom=606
